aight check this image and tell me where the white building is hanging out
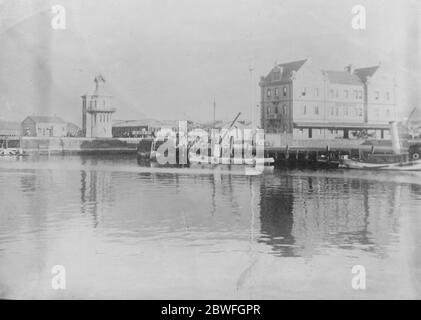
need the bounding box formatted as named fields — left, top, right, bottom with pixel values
left=82, top=75, right=116, bottom=138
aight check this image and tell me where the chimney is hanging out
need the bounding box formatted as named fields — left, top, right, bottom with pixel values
left=345, top=64, right=354, bottom=74
left=389, top=121, right=402, bottom=154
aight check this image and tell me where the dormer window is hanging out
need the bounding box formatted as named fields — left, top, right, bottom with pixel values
left=273, top=71, right=281, bottom=81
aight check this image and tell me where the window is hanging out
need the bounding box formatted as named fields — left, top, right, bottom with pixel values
left=358, top=90, right=363, bottom=99
left=344, top=90, right=349, bottom=98
left=374, top=91, right=380, bottom=100
left=354, top=90, right=358, bottom=99
left=330, top=89, right=335, bottom=98
left=283, top=86, right=287, bottom=97
left=273, top=71, right=280, bottom=81
left=302, top=88, right=306, bottom=96
left=267, top=106, right=271, bottom=114
left=303, top=105, right=307, bottom=115
left=335, top=107, right=339, bottom=116
left=274, top=106, right=278, bottom=114
left=283, top=104, right=287, bottom=115
left=315, top=105, right=319, bottom=115
left=314, top=88, right=319, bottom=97
left=336, top=90, right=339, bottom=98
left=274, top=87, right=279, bottom=97
left=266, top=89, right=271, bottom=98
left=331, top=107, right=334, bottom=116
left=345, top=107, right=349, bottom=116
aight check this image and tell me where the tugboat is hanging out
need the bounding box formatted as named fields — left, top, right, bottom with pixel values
left=0, top=139, right=26, bottom=157
left=340, top=121, right=421, bottom=171
left=188, top=113, right=275, bottom=173
left=136, top=113, right=275, bottom=174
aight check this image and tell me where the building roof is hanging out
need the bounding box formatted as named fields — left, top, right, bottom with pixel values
left=294, top=121, right=390, bottom=130
left=82, top=74, right=113, bottom=97
left=113, top=119, right=158, bottom=128
left=24, top=116, right=65, bottom=124
left=262, top=58, right=308, bottom=84
left=323, top=70, right=363, bottom=85
left=354, top=66, right=380, bottom=82
left=0, top=120, right=21, bottom=130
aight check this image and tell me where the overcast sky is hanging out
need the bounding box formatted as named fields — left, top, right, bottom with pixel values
left=0, top=0, right=420, bottom=125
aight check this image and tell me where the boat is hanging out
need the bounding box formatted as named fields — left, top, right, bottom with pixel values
left=340, top=121, right=421, bottom=171
left=0, top=148, right=26, bottom=157
left=340, top=155, right=421, bottom=171
left=136, top=112, right=275, bottom=174
left=188, top=153, right=275, bottom=173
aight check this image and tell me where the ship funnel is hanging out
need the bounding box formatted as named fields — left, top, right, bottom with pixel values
left=389, top=121, right=401, bottom=154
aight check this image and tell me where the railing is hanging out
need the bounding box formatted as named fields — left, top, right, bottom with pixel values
left=86, top=106, right=116, bottom=113
left=267, top=114, right=282, bottom=120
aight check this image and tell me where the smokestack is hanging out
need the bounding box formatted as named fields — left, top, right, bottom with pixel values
left=389, top=121, right=402, bottom=154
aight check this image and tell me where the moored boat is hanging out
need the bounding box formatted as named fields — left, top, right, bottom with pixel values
left=0, top=148, right=26, bottom=157
left=339, top=121, right=421, bottom=171
left=340, top=156, right=421, bottom=171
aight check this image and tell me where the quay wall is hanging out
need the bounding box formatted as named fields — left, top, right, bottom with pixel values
left=20, top=137, right=140, bottom=154
left=16, top=135, right=414, bottom=157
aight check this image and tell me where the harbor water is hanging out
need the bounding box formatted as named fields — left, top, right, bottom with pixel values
left=1, top=155, right=421, bottom=299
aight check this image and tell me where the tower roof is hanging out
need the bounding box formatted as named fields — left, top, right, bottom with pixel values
left=82, top=74, right=113, bottom=97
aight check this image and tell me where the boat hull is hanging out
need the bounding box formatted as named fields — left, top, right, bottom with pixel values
left=340, top=158, right=421, bottom=171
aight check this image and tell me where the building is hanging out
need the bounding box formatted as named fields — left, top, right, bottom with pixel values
left=82, top=75, right=116, bottom=138
left=0, top=120, right=22, bottom=137
left=259, top=58, right=396, bottom=140
left=22, top=116, right=67, bottom=137
left=112, top=120, right=156, bottom=137
left=66, top=122, right=82, bottom=137
left=112, top=119, right=194, bottom=138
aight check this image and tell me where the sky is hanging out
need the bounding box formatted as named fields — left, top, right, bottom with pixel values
left=0, top=0, right=420, bottom=126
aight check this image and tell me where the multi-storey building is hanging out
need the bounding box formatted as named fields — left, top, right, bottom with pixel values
left=259, top=58, right=396, bottom=140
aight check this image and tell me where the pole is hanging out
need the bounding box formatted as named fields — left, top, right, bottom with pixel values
left=249, top=65, right=254, bottom=128
left=213, top=97, right=216, bottom=127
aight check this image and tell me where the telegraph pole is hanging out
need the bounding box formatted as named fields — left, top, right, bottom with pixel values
left=213, top=97, right=216, bottom=127
left=249, top=65, right=254, bottom=128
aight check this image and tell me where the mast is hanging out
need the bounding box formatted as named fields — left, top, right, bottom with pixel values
left=213, top=97, right=216, bottom=127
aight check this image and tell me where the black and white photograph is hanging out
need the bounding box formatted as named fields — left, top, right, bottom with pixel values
left=0, top=0, right=421, bottom=303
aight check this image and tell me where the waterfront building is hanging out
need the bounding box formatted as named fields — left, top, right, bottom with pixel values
left=66, top=122, right=82, bottom=137
left=259, top=58, right=396, bottom=140
left=21, top=116, right=67, bottom=137
left=0, top=120, right=22, bottom=137
left=112, top=119, right=195, bottom=138
left=82, top=75, right=116, bottom=138
left=112, top=119, right=161, bottom=138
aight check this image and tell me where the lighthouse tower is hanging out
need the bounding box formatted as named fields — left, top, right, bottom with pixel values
left=82, top=75, right=116, bottom=138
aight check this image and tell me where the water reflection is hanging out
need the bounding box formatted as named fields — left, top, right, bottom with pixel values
left=1, top=156, right=420, bottom=298
left=258, top=172, right=403, bottom=257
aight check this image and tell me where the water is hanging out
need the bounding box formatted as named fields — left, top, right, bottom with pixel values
left=1, top=155, right=421, bottom=299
